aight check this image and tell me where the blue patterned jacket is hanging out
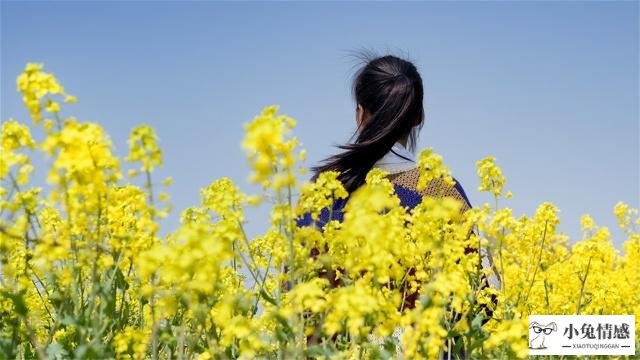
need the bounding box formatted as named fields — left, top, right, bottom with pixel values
left=296, top=166, right=473, bottom=228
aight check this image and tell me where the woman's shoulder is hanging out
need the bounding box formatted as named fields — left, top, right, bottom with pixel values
left=387, top=166, right=473, bottom=212
left=305, top=167, right=473, bottom=212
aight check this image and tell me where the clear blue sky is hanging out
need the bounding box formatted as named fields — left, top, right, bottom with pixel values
left=2, top=1, right=638, bottom=250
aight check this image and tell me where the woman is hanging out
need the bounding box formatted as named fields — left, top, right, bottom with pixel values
left=298, top=51, right=476, bottom=224
left=297, top=51, right=500, bottom=357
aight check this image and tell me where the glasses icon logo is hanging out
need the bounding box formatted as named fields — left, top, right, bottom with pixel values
left=533, top=326, right=554, bottom=335
left=529, top=321, right=558, bottom=350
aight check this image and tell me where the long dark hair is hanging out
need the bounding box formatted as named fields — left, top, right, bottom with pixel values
left=312, top=49, right=425, bottom=193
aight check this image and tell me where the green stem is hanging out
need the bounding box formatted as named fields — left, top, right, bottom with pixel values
left=521, top=220, right=549, bottom=306
left=145, top=169, right=154, bottom=205
left=575, top=256, right=592, bottom=315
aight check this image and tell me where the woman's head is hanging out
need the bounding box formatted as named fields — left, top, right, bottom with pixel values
left=312, top=50, right=425, bottom=193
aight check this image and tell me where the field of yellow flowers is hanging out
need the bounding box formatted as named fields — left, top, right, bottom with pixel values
left=1, top=63, right=638, bottom=359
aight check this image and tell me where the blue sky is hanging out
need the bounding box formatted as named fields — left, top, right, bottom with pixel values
left=2, top=1, right=638, bottom=250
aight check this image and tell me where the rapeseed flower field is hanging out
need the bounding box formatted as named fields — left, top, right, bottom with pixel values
left=1, top=63, right=638, bottom=359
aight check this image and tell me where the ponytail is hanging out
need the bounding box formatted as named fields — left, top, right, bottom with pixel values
left=312, top=52, right=425, bottom=193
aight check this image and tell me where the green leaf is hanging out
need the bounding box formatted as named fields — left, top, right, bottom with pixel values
left=382, top=336, right=399, bottom=355
left=305, top=343, right=335, bottom=357
left=0, top=290, right=28, bottom=317
left=46, top=342, right=68, bottom=360
left=471, top=313, right=485, bottom=330
left=259, top=289, right=277, bottom=305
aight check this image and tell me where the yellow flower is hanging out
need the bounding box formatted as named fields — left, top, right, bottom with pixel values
left=296, top=170, right=348, bottom=221
left=16, top=62, right=67, bottom=123
left=416, top=147, right=454, bottom=189
left=114, top=326, right=149, bottom=360
left=241, top=105, right=300, bottom=189
left=476, top=156, right=506, bottom=197
left=45, top=99, right=60, bottom=113
left=1, top=119, right=36, bottom=183
left=284, top=278, right=329, bottom=313
left=483, top=317, right=528, bottom=359
left=613, top=201, right=638, bottom=232
left=580, top=214, right=596, bottom=232
left=162, top=176, right=173, bottom=186
left=125, top=124, right=163, bottom=172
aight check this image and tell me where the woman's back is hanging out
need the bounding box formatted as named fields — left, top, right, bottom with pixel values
left=296, top=167, right=472, bottom=228
left=297, top=139, right=473, bottom=228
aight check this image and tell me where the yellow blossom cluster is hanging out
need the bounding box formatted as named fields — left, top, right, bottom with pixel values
left=416, top=147, right=454, bottom=189
left=475, top=156, right=507, bottom=198
left=126, top=125, right=163, bottom=174
left=241, top=104, right=303, bottom=190
left=16, top=62, right=74, bottom=125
